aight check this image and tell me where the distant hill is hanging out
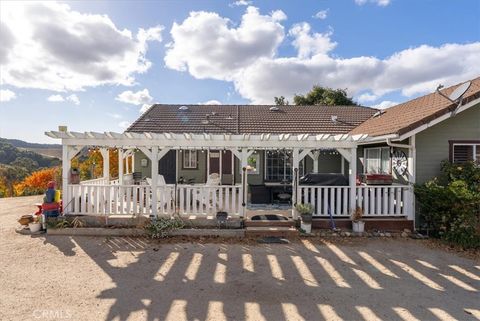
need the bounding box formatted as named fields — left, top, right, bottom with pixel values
left=0, top=138, right=62, bottom=159
left=0, top=139, right=61, bottom=169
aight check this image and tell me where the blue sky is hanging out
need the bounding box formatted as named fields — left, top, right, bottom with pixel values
left=0, top=0, right=479, bottom=143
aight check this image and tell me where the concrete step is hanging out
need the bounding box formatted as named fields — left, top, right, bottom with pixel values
left=244, top=219, right=296, bottom=228
left=245, top=226, right=298, bottom=238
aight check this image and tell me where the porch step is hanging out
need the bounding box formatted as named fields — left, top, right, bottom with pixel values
left=245, top=226, right=298, bottom=238
left=244, top=220, right=296, bottom=228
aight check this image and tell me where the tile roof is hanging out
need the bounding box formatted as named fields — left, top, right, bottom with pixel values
left=350, top=76, right=480, bottom=137
left=127, top=104, right=377, bottom=135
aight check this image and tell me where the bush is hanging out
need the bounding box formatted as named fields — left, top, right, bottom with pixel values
left=144, top=217, right=185, bottom=239
left=415, top=161, right=480, bottom=249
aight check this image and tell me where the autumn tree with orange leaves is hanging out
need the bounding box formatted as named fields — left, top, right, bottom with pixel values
left=14, top=167, right=61, bottom=196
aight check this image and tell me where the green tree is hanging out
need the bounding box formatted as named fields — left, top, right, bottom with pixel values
left=274, top=96, right=289, bottom=105
left=293, top=86, right=357, bottom=106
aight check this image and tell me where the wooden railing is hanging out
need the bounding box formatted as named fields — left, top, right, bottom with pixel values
left=297, top=185, right=412, bottom=217
left=356, top=185, right=412, bottom=217
left=298, top=186, right=350, bottom=216
left=66, top=184, right=175, bottom=215
left=177, top=185, right=242, bottom=215
left=79, top=177, right=109, bottom=186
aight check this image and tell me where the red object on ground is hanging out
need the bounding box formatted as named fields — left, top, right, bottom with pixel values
left=34, top=203, right=43, bottom=216
left=42, top=202, right=60, bottom=211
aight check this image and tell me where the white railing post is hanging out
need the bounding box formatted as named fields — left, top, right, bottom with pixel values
left=151, top=146, right=159, bottom=218
left=62, top=144, right=70, bottom=214
left=349, top=147, right=357, bottom=215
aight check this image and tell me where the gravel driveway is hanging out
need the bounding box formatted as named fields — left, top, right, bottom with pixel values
left=1, top=196, right=479, bottom=321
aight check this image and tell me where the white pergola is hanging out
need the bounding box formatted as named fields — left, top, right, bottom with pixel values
left=46, top=130, right=370, bottom=217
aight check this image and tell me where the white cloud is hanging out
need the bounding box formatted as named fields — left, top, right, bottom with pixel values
left=356, top=92, right=378, bottom=103
left=116, top=89, right=153, bottom=106
left=165, top=7, right=480, bottom=104
left=229, top=0, right=252, bottom=7
left=373, top=100, right=398, bottom=109
left=164, top=6, right=285, bottom=81
left=289, top=23, right=336, bottom=58
left=140, top=104, right=151, bottom=114
left=47, top=94, right=65, bottom=102
left=66, top=94, right=80, bottom=105
left=355, top=0, right=391, bottom=6
left=202, top=100, right=222, bottom=105
left=118, top=121, right=131, bottom=129
left=0, top=2, right=163, bottom=91
left=47, top=94, right=80, bottom=104
left=0, top=89, right=17, bottom=102
left=313, top=9, right=328, bottom=20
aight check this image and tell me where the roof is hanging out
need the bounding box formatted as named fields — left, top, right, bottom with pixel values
left=127, top=104, right=377, bottom=135
left=350, top=76, right=480, bottom=137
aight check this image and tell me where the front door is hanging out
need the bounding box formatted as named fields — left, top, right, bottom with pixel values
left=209, top=150, right=221, bottom=175
left=159, top=150, right=176, bottom=184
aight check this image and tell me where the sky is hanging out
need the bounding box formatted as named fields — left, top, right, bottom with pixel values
left=0, top=0, right=479, bottom=143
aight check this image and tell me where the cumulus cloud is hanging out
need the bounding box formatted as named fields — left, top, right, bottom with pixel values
left=313, top=10, right=328, bottom=20
left=0, top=89, right=17, bottom=102
left=165, top=7, right=480, bottom=104
left=0, top=2, right=163, bottom=91
left=116, top=88, right=153, bottom=105
left=164, top=6, right=286, bottom=81
left=355, top=0, right=391, bottom=6
left=229, top=0, right=252, bottom=6
left=201, top=100, right=222, bottom=105
left=47, top=93, right=80, bottom=105
left=289, top=23, right=336, bottom=58
left=356, top=92, right=378, bottom=103
left=373, top=100, right=398, bottom=109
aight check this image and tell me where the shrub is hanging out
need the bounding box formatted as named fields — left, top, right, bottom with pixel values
left=415, top=161, right=480, bottom=249
left=144, top=217, right=185, bottom=239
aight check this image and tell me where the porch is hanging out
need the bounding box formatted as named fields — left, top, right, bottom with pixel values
left=47, top=130, right=415, bottom=224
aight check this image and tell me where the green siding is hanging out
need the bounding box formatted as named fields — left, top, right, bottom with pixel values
left=177, top=151, right=207, bottom=184
left=416, top=104, right=480, bottom=184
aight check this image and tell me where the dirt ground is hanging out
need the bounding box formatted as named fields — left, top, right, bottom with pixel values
left=1, top=196, right=479, bottom=321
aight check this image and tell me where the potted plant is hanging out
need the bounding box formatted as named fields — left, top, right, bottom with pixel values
left=352, top=207, right=365, bottom=233
left=29, top=215, right=42, bottom=233
left=296, top=203, right=314, bottom=233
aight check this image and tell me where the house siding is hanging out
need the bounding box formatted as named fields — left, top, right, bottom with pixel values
left=415, top=104, right=480, bottom=184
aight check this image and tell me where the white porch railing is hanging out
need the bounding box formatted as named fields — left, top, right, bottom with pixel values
left=297, top=185, right=412, bottom=217
left=356, top=185, right=412, bottom=217
left=298, top=186, right=350, bottom=216
left=79, top=177, right=109, bottom=186
left=177, top=185, right=242, bottom=216
left=66, top=184, right=175, bottom=216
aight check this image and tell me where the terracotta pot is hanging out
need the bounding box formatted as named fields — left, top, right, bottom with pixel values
left=18, top=215, right=33, bottom=226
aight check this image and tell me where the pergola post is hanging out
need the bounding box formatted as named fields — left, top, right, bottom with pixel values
left=292, top=148, right=300, bottom=219
left=61, top=144, right=80, bottom=214
left=407, top=135, right=416, bottom=225
left=100, top=148, right=110, bottom=182
left=118, top=148, right=124, bottom=185
left=62, top=144, right=70, bottom=214
left=349, top=147, right=357, bottom=215
left=308, top=150, right=320, bottom=173
left=151, top=146, right=159, bottom=218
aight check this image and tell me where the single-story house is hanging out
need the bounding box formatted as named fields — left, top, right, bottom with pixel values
left=46, top=77, right=480, bottom=230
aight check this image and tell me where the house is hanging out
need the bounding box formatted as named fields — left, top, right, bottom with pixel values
left=46, top=77, right=480, bottom=230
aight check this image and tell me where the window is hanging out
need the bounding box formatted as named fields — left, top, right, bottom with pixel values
left=264, top=150, right=304, bottom=181
left=450, top=141, right=480, bottom=164
left=364, top=147, right=391, bottom=174
left=183, top=150, right=197, bottom=169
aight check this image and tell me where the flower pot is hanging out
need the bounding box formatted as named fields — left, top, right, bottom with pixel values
left=29, top=222, right=41, bottom=233
left=300, top=213, right=313, bottom=224
left=352, top=220, right=365, bottom=233
left=300, top=221, right=312, bottom=234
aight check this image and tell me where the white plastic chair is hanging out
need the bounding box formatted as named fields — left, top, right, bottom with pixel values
left=146, top=175, right=173, bottom=212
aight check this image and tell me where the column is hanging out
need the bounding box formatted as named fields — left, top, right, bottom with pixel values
left=151, top=146, right=159, bottom=218
left=407, top=135, right=416, bottom=224
left=100, top=148, right=110, bottom=182
left=291, top=148, right=300, bottom=219
left=118, top=149, right=124, bottom=185
left=62, top=144, right=71, bottom=214
left=349, top=147, right=357, bottom=215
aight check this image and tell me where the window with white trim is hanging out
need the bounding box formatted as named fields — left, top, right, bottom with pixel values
left=265, top=150, right=305, bottom=182
left=364, top=147, right=391, bottom=174
left=452, top=143, right=480, bottom=163
left=183, top=150, right=197, bottom=169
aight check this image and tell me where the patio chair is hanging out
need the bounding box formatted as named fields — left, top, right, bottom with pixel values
left=146, top=175, right=173, bottom=211
left=196, top=173, right=221, bottom=212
